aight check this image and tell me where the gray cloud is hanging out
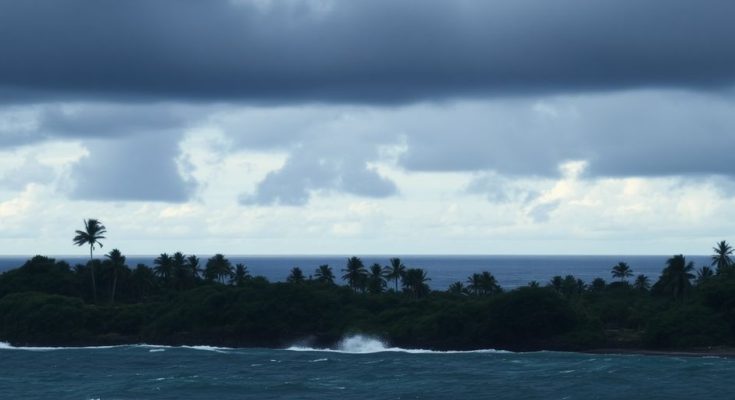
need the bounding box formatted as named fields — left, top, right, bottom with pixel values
left=398, top=91, right=735, bottom=179
left=0, top=103, right=203, bottom=148
left=241, top=152, right=397, bottom=206
left=1, top=0, right=735, bottom=103
left=0, top=102, right=203, bottom=201
left=69, top=133, right=195, bottom=202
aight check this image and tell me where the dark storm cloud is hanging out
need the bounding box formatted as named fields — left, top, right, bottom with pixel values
left=0, top=103, right=202, bottom=147
left=1, top=0, right=735, bottom=103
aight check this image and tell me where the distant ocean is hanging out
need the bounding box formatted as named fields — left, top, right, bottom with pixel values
left=1, top=336, right=733, bottom=399
left=0, top=255, right=712, bottom=289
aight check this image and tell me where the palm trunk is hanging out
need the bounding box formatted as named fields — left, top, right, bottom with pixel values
left=89, top=245, right=97, bottom=303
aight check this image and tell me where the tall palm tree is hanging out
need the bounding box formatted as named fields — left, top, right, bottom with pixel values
left=341, top=256, right=367, bottom=292
left=205, top=254, right=233, bottom=284
left=382, top=258, right=406, bottom=292
left=656, top=254, right=695, bottom=300
left=73, top=218, right=107, bottom=303
left=186, top=255, right=201, bottom=280
left=367, top=263, right=386, bottom=294
left=172, top=251, right=188, bottom=289
left=153, top=253, right=173, bottom=284
left=712, top=240, right=733, bottom=275
left=467, top=271, right=501, bottom=295
left=314, top=264, right=335, bottom=285
left=402, top=268, right=431, bottom=298
left=478, top=271, right=501, bottom=295
left=232, top=263, right=251, bottom=286
left=467, top=273, right=483, bottom=296
left=611, top=262, right=633, bottom=282
left=105, top=249, right=126, bottom=303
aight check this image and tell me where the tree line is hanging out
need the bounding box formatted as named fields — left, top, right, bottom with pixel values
left=1, top=219, right=734, bottom=351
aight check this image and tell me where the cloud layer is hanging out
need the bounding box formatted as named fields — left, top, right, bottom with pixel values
left=1, top=0, right=735, bottom=103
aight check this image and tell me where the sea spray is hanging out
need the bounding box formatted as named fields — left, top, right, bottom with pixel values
left=286, top=334, right=511, bottom=354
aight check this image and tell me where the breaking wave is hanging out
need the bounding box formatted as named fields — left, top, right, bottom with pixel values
left=0, top=342, right=116, bottom=351
left=286, top=334, right=510, bottom=354
left=0, top=342, right=231, bottom=353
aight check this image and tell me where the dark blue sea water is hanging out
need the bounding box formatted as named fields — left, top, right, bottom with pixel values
left=1, top=336, right=732, bottom=400
left=0, top=255, right=711, bottom=289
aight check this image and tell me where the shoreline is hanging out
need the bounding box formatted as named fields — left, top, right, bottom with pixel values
left=3, top=338, right=735, bottom=358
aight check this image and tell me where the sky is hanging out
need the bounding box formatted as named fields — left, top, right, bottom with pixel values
left=1, top=0, right=734, bottom=256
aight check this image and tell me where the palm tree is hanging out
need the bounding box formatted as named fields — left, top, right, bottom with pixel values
left=105, top=249, right=126, bottom=303
left=696, top=266, right=714, bottom=285
left=590, top=277, right=606, bottom=292
left=656, top=254, right=695, bottom=300
left=73, top=218, right=107, bottom=303
left=611, top=262, right=633, bottom=282
left=402, top=268, right=430, bottom=298
left=205, top=254, right=233, bottom=284
left=467, top=273, right=483, bottom=296
left=478, top=271, right=501, bottom=295
left=186, top=255, right=201, bottom=280
left=172, top=252, right=188, bottom=289
left=367, top=263, right=386, bottom=294
left=712, top=240, right=733, bottom=275
left=549, top=275, right=564, bottom=292
left=341, top=257, right=367, bottom=292
left=153, top=253, right=173, bottom=284
left=447, top=281, right=466, bottom=295
left=286, top=267, right=305, bottom=284
left=314, top=264, right=335, bottom=285
left=633, top=274, right=650, bottom=291
left=232, top=263, right=251, bottom=286
left=382, top=258, right=406, bottom=292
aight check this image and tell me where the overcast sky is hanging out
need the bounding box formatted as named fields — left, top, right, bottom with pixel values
left=1, top=0, right=734, bottom=256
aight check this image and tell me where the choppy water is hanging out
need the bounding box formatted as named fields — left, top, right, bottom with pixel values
left=0, top=336, right=731, bottom=400
left=0, top=255, right=712, bottom=289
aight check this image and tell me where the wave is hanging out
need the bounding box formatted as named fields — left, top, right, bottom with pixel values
left=286, top=334, right=511, bottom=355
left=0, top=342, right=231, bottom=353
left=1, top=337, right=508, bottom=355
left=0, top=342, right=117, bottom=351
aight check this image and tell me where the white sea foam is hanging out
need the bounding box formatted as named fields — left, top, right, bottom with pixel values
left=0, top=342, right=116, bottom=351
left=0, top=342, right=232, bottom=352
left=180, top=345, right=231, bottom=353
left=286, top=334, right=511, bottom=354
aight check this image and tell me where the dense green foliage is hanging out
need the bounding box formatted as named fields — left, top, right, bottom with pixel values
left=2, top=248, right=735, bottom=351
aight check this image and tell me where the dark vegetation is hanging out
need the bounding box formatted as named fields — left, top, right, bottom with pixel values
left=1, top=220, right=735, bottom=351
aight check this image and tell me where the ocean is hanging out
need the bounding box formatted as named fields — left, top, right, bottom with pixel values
left=0, top=256, right=727, bottom=399
left=1, top=336, right=731, bottom=400
left=0, top=254, right=712, bottom=289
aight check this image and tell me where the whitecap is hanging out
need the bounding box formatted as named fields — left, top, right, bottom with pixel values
left=286, top=335, right=511, bottom=355
left=0, top=342, right=116, bottom=351
left=180, top=345, right=231, bottom=353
